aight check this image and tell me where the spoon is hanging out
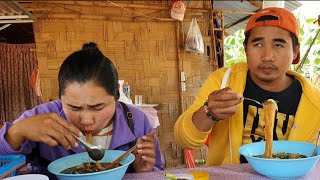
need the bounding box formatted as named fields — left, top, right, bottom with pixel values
left=242, top=97, right=280, bottom=106
left=70, top=132, right=105, bottom=161
left=242, top=97, right=262, bottom=106
left=311, top=131, right=320, bottom=157
left=104, top=128, right=157, bottom=170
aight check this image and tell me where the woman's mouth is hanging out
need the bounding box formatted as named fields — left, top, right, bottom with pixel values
left=81, top=127, right=94, bottom=133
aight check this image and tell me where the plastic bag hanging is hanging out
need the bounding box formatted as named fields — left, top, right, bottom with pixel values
left=185, top=17, right=204, bottom=53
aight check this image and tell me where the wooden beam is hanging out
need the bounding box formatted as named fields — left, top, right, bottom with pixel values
left=0, top=2, right=14, bottom=15
left=224, top=8, right=260, bottom=29
left=6, top=1, right=23, bottom=15
left=33, top=12, right=216, bottom=22
left=247, top=0, right=262, bottom=8
left=0, top=19, right=34, bottom=24
left=20, top=1, right=169, bottom=10
left=35, top=13, right=176, bottom=22
left=215, top=9, right=255, bottom=15
left=0, top=15, right=30, bottom=19
left=210, top=10, right=217, bottom=71
left=12, top=1, right=37, bottom=21
left=221, top=13, right=225, bottom=67
left=0, top=24, right=11, bottom=31
left=21, top=1, right=255, bottom=15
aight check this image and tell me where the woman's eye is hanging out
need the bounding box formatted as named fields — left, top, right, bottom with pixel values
left=93, top=106, right=104, bottom=111
left=70, top=107, right=81, bottom=111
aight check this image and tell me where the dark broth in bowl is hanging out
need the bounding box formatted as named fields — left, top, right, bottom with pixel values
left=60, top=162, right=121, bottom=174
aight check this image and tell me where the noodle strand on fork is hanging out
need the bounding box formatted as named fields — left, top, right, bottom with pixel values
left=263, top=99, right=278, bottom=159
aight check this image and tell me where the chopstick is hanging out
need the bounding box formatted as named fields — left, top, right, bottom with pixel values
left=105, top=128, right=157, bottom=170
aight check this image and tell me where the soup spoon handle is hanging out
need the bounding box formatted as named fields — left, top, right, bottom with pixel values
left=70, top=132, right=95, bottom=150
left=70, top=132, right=105, bottom=161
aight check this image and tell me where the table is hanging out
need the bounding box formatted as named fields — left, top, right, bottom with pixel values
left=123, top=162, right=320, bottom=180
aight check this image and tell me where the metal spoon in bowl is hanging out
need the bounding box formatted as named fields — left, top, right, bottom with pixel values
left=311, top=131, right=320, bottom=157
left=70, top=132, right=105, bottom=161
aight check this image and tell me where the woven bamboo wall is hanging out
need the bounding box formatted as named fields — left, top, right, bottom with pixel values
left=24, top=0, right=220, bottom=168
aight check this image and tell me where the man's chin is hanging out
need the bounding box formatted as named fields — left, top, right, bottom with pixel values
left=257, top=76, right=275, bottom=83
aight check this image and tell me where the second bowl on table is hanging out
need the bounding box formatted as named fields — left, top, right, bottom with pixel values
left=239, top=141, right=320, bottom=179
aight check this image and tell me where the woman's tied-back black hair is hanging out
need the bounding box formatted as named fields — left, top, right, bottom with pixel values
left=58, top=42, right=120, bottom=100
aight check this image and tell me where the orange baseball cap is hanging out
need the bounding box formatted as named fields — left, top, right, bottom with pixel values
left=244, top=7, right=300, bottom=64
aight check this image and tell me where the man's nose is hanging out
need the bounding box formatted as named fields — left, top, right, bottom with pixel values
left=261, top=46, right=275, bottom=62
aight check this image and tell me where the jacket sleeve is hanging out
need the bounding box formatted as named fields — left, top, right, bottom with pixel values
left=0, top=122, right=35, bottom=155
left=174, top=68, right=227, bottom=149
left=0, top=100, right=62, bottom=155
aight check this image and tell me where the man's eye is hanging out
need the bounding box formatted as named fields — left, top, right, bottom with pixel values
left=253, top=43, right=262, bottom=47
left=275, top=44, right=284, bottom=48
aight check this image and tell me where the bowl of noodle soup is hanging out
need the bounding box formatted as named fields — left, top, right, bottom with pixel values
left=47, top=150, right=135, bottom=180
left=239, top=141, right=320, bottom=179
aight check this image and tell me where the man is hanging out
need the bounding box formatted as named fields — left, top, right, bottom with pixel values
left=174, top=7, right=320, bottom=166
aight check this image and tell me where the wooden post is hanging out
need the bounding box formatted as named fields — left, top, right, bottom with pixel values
left=221, top=13, right=225, bottom=67
left=175, top=21, right=183, bottom=115
left=211, top=12, right=217, bottom=71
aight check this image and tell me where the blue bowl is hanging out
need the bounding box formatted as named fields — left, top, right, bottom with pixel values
left=239, top=141, right=320, bottom=179
left=48, top=150, right=135, bottom=180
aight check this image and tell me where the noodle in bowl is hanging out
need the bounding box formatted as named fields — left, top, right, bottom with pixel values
left=48, top=150, right=135, bottom=180
left=239, top=141, right=320, bottom=179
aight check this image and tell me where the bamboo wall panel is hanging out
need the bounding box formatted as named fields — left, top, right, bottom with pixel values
left=25, top=0, right=219, bottom=168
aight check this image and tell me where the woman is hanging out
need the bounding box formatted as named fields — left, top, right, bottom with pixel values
left=0, top=42, right=164, bottom=177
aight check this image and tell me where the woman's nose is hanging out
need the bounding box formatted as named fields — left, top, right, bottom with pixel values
left=80, top=111, right=95, bottom=125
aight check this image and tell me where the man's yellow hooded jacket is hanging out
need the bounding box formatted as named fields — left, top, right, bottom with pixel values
left=174, top=62, right=320, bottom=166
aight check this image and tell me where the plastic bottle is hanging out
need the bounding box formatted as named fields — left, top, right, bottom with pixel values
left=123, top=82, right=131, bottom=99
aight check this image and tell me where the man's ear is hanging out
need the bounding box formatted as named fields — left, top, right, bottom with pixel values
left=293, top=44, right=300, bottom=59
left=243, top=43, right=247, bottom=52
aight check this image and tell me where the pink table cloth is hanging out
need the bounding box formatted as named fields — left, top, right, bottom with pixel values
left=123, top=162, right=320, bottom=179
